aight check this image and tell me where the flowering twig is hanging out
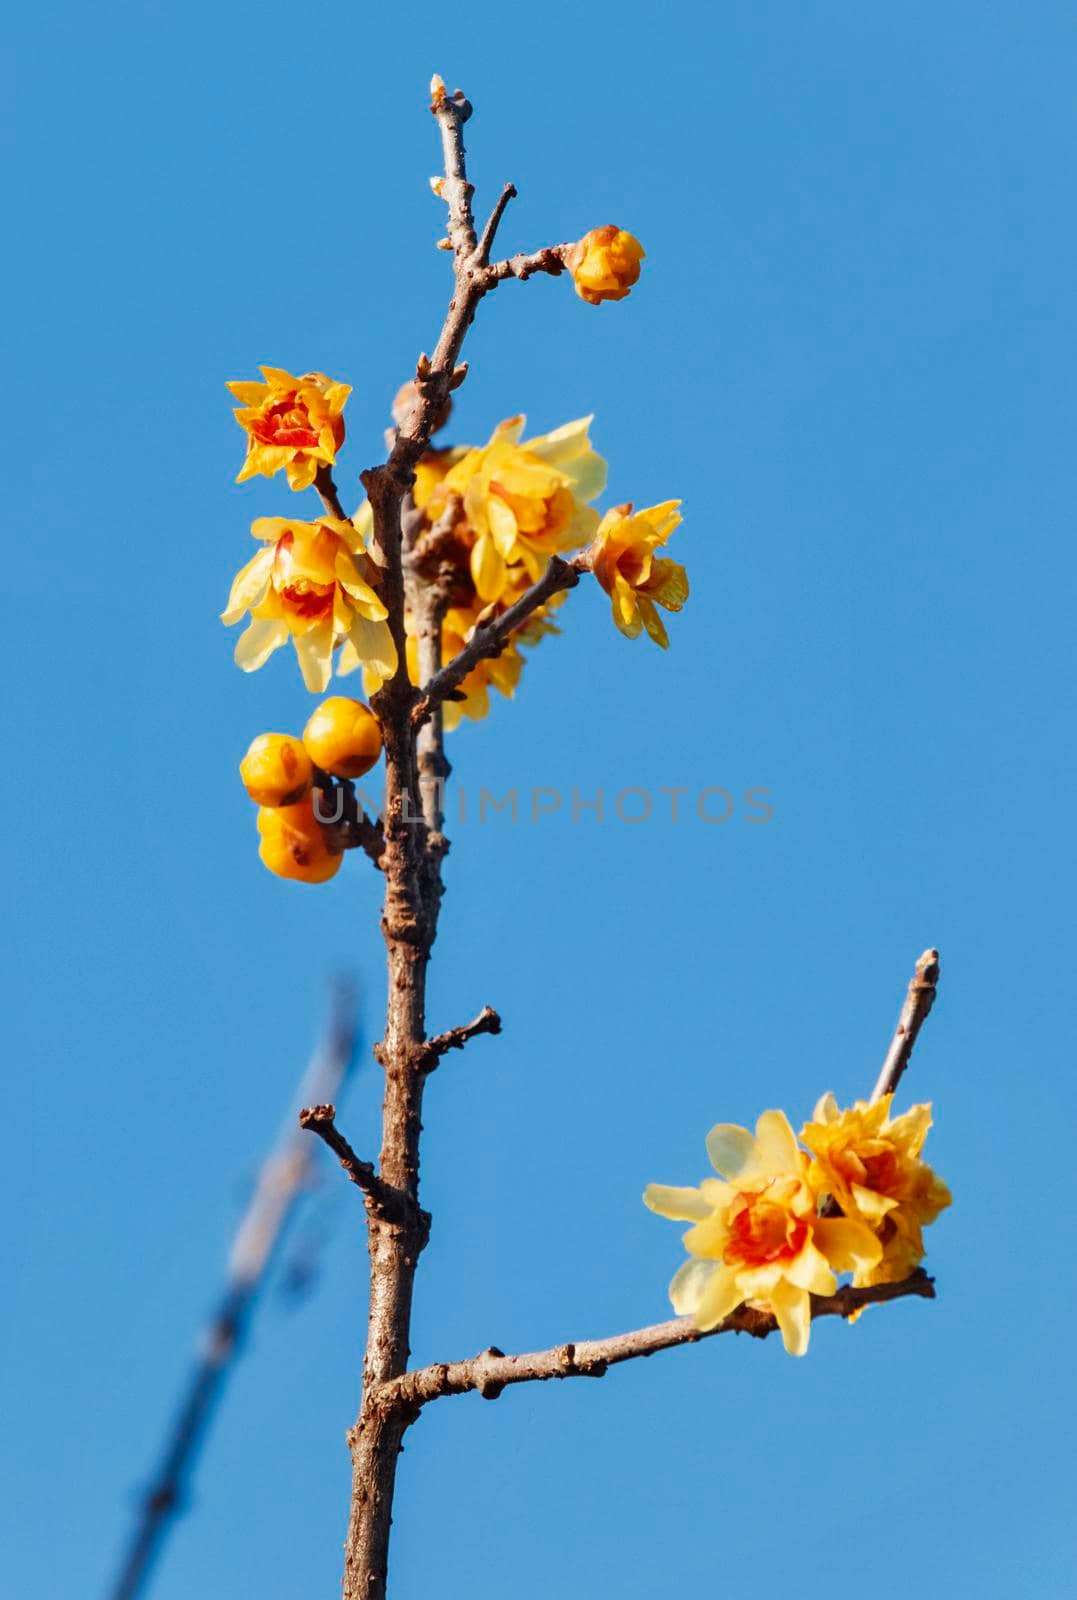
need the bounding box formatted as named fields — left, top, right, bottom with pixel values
left=377, top=1272, right=935, bottom=1410
left=413, top=552, right=589, bottom=728
left=871, top=948, right=940, bottom=1103
left=486, top=244, right=570, bottom=285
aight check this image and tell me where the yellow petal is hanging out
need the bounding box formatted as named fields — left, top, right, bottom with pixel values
left=746, top=1110, right=802, bottom=1182
left=784, top=1240, right=837, bottom=1296
left=693, top=1266, right=745, bottom=1331
left=668, top=1258, right=719, bottom=1317
left=814, top=1217, right=884, bottom=1275
left=345, top=615, right=398, bottom=682
left=705, top=1124, right=756, bottom=1180
left=768, top=1280, right=812, bottom=1356
left=642, top=1184, right=713, bottom=1222
left=638, top=597, right=670, bottom=649
left=234, top=617, right=287, bottom=671
left=221, top=546, right=274, bottom=624
left=471, top=533, right=507, bottom=602
left=293, top=622, right=334, bottom=692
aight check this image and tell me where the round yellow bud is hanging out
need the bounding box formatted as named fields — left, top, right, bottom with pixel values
left=303, top=697, right=383, bottom=780
left=565, top=225, right=645, bottom=306
left=256, top=796, right=342, bottom=884
left=240, top=733, right=314, bottom=807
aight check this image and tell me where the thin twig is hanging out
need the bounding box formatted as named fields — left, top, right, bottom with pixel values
left=378, top=1272, right=936, bottom=1410
left=297, top=1105, right=418, bottom=1226
left=413, top=553, right=588, bottom=728
left=871, top=948, right=940, bottom=1103
left=487, top=244, right=570, bottom=284
left=107, top=983, right=360, bottom=1600
left=421, top=1006, right=502, bottom=1072
left=476, top=182, right=517, bottom=265
left=430, top=78, right=477, bottom=258
left=314, top=463, right=350, bottom=523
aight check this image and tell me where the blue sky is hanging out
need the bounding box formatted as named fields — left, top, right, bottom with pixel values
left=5, top=2, right=1076, bottom=1595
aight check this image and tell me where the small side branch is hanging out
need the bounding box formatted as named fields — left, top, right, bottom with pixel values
left=476, top=183, right=517, bottom=265
left=379, top=1272, right=935, bottom=1410
left=413, top=554, right=588, bottom=728
left=313, top=463, right=350, bottom=523
left=487, top=244, right=569, bottom=285
left=298, top=1105, right=417, bottom=1228
left=871, top=948, right=940, bottom=1103
left=422, top=1006, right=502, bottom=1073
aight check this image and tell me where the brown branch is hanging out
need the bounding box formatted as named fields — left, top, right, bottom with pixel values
left=313, top=772, right=385, bottom=867
left=298, top=1105, right=421, bottom=1230
left=377, top=1271, right=936, bottom=1411
left=476, top=182, right=517, bottom=265
left=421, top=1005, right=502, bottom=1072
left=413, top=553, right=588, bottom=729
left=429, top=77, right=477, bottom=258
left=487, top=244, right=570, bottom=284
left=313, top=462, right=350, bottom=523
left=871, top=948, right=940, bottom=1103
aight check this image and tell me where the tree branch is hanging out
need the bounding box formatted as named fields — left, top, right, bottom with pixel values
left=377, top=1271, right=936, bottom=1410
left=486, top=244, right=569, bottom=285
left=871, top=948, right=940, bottom=1103
left=429, top=77, right=477, bottom=258
left=298, top=1105, right=420, bottom=1229
left=476, top=182, right=517, bottom=265
left=421, top=1006, right=502, bottom=1073
left=413, top=553, right=588, bottom=729
left=313, top=462, right=350, bottom=523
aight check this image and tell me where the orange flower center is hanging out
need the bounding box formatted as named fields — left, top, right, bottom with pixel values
left=272, top=530, right=337, bottom=622
left=832, top=1141, right=900, bottom=1196
left=724, top=1192, right=807, bottom=1268
left=251, top=395, right=319, bottom=451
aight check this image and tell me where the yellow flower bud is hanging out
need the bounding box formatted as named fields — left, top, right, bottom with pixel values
left=240, top=733, right=314, bottom=808
left=303, top=697, right=383, bottom=780
left=565, top=226, right=645, bottom=306
left=257, top=796, right=342, bottom=884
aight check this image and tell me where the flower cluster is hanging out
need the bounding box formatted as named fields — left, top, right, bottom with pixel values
left=239, top=697, right=382, bottom=882
left=344, top=415, right=688, bottom=728
left=644, top=1097, right=950, bottom=1356
left=222, top=367, right=396, bottom=693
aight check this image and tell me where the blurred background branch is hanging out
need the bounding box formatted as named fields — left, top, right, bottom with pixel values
left=106, top=978, right=361, bottom=1600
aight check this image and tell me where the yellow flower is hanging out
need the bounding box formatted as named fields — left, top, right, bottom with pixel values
left=240, top=733, right=313, bottom=807
left=565, top=226, right=645, bottom=305
left=801, top=1094, right=952, bottom=1287
left=221, top=515, right=396, bottom=694
left=227, top=367, right=350, bottom=491
left=257, top=794, right=342, bottom=884
left=591, top=501, right=687, bottom=646
left=644, top=1110, right=881, bottom=1356
left=425, top=416, right=606, bottom=603
left=303, top=697, right=382, bottom=779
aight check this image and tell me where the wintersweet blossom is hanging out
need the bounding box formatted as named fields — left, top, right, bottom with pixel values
left=423, top=416, right=606, bottom=603
left=644, top=1110, right=881, bottom=1356
left=591, top=501, right=687, bottom=646
left=227, top=367, right=350, bottom=491
left=222, top=516, right=396, bottom=694
left=565, top=226, right=645, bottom=305
left=801, top=1094, right=951, bottom=1286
